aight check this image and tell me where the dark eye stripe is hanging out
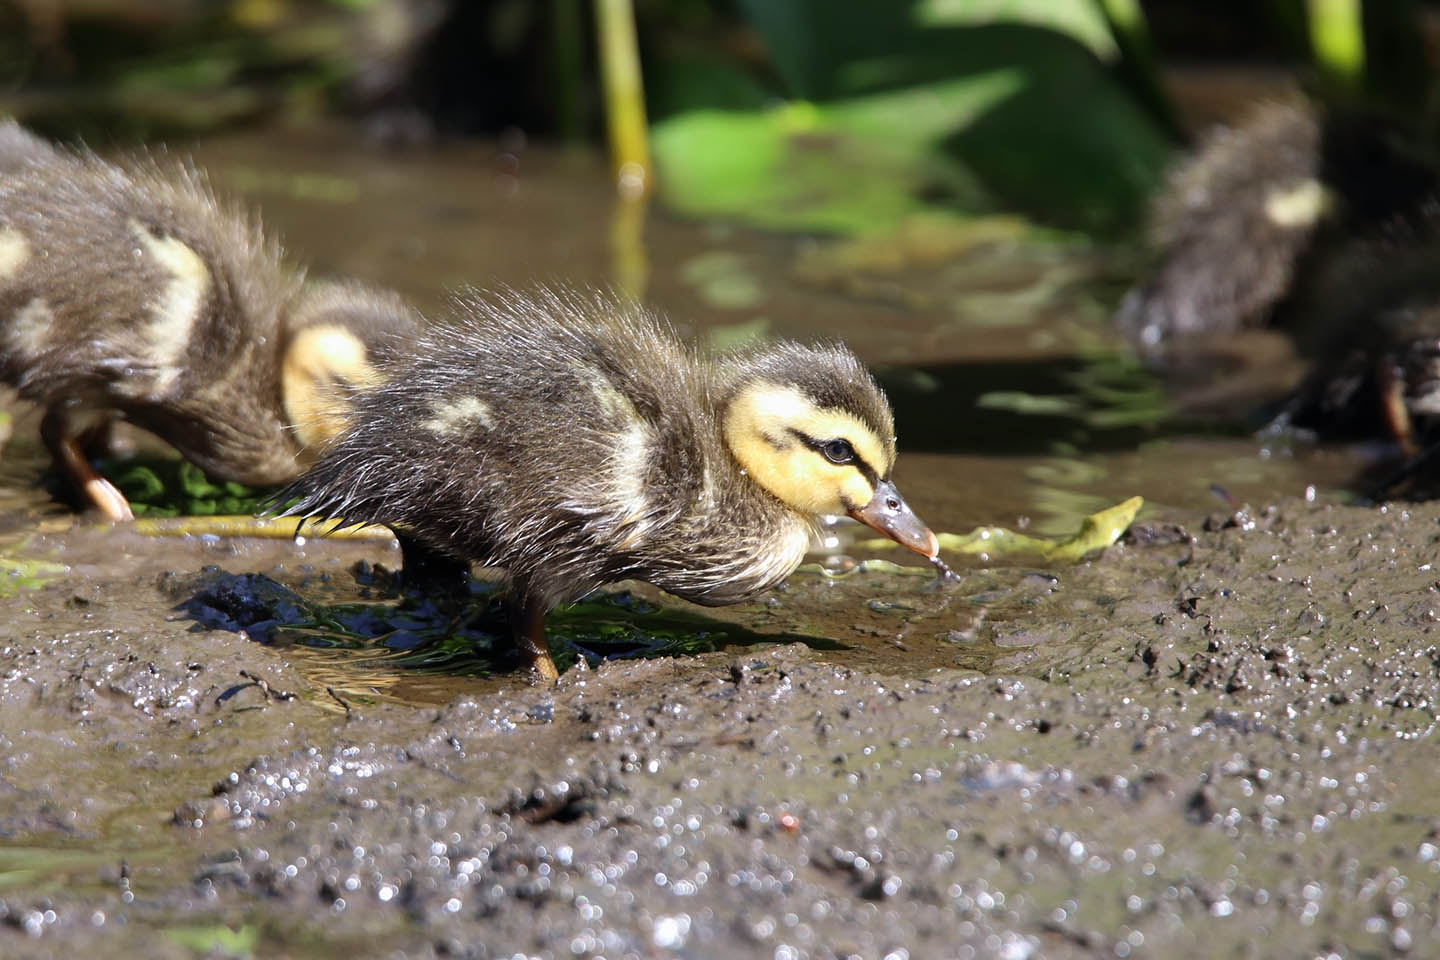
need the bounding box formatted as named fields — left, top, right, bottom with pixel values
left=788, top=428, right=880, bottom=486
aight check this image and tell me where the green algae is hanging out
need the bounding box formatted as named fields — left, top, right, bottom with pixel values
left=0, top=540, right=65, bottom=597
left=107, top=458, right=271, bottom=517
left=164, top=923, right=259, bottom=958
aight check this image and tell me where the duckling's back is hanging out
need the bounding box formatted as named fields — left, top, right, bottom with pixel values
left=1116, top=101, right=1326, bottom=346
left=0, top=127, right=303, bottom=482
left=0, top=121, right=59, bottom=173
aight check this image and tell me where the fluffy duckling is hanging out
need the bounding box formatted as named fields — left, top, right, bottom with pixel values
left=1277, top=206, right=1440, bottom=464
left=280, top=287, right=943, bottom=680
left=1116, top=100, right=1437, bottom=349
left=0, top=122, right=420, bottom=520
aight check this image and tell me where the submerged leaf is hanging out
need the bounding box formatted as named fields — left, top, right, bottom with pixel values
left=861, top=495, right=1143, bottom=564
left=0, top=553, right=66, bottom=597
left=178, top=569, right=830, bottom=680
left=164, top=923, right=259, bottom=957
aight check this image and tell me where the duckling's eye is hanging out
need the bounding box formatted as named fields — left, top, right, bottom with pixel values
left=821, top=439, right=855, bottom=465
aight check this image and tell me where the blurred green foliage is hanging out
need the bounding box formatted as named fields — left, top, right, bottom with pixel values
left=651, top=0, right=1173, bottom=234
left=163, top=923, right=260, bottom=957
left=1, top=0, right=1429, bottom=237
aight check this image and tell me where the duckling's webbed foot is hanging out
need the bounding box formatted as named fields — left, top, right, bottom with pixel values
left=40, top=408, right=132, bottom=522
left=1377, top=355, right=1419, bottom=458
left=511, top=594, right=560, bottom=682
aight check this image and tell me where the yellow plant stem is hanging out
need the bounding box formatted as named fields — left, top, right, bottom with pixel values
left=595, top=0, right=651, bottom=198
left=1307, top=0, right=1365, bottom=93
left=131, top=515, right=394, bottom=541
left=610, top=192, right=650, bottom=301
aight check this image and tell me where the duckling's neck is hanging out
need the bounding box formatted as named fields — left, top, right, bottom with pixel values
left=644, top=452, right=814, bottom=606
left=624, top=380, right=814, bottom=606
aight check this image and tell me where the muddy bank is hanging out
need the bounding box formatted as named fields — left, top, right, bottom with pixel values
left=1, top=494, right=1437, bottom=958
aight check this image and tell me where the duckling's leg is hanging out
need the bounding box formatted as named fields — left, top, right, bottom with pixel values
left=77, top=416, right=128, bottom=461
left=1377, top=356, right=1420, bottom=459
left=396, top=532, right=471, bottom=595
left=512, top=596, right=560, bottom=682
left=40, top=407, right=133, bottom=522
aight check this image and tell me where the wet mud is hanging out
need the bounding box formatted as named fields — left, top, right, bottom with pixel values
left=2, top=129, right=1437, bottom=957
left=6, top=496, right=1440, bottom=958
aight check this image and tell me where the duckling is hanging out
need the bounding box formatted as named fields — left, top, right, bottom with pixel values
left=1276, top=205, right=1440, bottom=468
left=0, top=121, right=421, bottom=519
left=1116, top=99, right=1437, bottom=349
left=279, top=286, right=943, bottom=680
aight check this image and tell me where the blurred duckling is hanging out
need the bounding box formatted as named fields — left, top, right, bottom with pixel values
left=280, top=287, right=945, bottom=680
left=1115, top=99, right=1440, bottom=478
left=1274, top=204, right=1440, bottom=473
left=1116, top=99, right=1437, bottom=349
left=0, top=121, right=420, bottom=520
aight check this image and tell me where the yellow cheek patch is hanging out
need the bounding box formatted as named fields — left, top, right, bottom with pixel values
left=282, top=325, right=381, bottom=453
left=728, top=383, right=892, bottom=476
left=724, top=382, right=884, bottom=516
left=0, top=228, right=30, bottom=280
left=839, top=470, right=876, bottom=511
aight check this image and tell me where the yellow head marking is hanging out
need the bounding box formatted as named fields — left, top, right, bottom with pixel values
left=0, top=228, right=30, bottom=280
left=281, top=324, right=381, bottom=453
left=723, top=382, right=889, bottom=516
left=421, top=395, right=494, bottom=436
left=130, top=220, right=209, bottom=395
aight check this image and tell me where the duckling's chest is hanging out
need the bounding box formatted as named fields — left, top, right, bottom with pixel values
left=618, top=492, right=814, bottom=606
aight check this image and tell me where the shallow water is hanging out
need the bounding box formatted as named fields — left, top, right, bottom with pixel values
left=0, top=127, right=1426, bottom=959
left=184, top=125, right=1359, bottom=531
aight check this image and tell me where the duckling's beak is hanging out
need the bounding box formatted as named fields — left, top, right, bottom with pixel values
left=848, top=480, right=940, bottom=559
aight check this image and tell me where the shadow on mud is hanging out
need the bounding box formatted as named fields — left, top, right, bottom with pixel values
left=176, top=565, right=845, bottom=678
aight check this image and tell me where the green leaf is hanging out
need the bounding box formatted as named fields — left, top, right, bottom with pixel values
left=653, top=76, right=1018, bottom=235
left=0, top=553, right=66, bottom=598
left=653, top=5, right=1173, bottom=235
